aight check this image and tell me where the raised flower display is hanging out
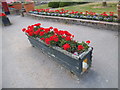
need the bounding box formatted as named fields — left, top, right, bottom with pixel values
left=29, top=9, right=118, bottom=23
left=22, top=23, right=93, bottom=77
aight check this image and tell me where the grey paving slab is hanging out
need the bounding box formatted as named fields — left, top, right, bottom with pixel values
left=2, top=15, right=118, bottom=88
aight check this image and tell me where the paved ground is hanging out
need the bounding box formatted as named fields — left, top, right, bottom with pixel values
left=2, top=15, right=118, bottom=88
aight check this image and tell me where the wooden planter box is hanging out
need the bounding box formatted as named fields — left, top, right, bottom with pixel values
left=27, top=36, right=93, bottom=77
left=13, top=3, right=22, bottom=10
left=24, top=2, right=34, bottom=13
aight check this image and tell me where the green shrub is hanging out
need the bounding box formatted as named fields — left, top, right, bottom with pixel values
left=59, top=2, right=74, bottom=7
left=48, top=2, right=60, bottom=8
left=76, top=2, right=90, bottom=4
left=48, top=2, right=90, bottom=8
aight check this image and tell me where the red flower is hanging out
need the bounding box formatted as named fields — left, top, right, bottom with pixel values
left=54, top=28, right=58, bottom=32
left=34, top=23, right=41, bottom=26
left=78, top=45, right=84, bottom=50
left=65, top=36, right=71, bottom=41
left=75, top=11, right=78, bottom=14
left=59, top=12, right=63, bottom=14
left=72, top=35, right=74, bottom=38
left=110, top=14, right=113, bottom=16
left=49, top=35, right=59, bottom=42
left=44, top=28, right=50, bottom=33
left=49, top=26, right=53, bottom=29
left=62, top=44, right=70, bottom=50
left=39, top=32, right=45, bottom=36
left=27, top=28, right=34, bottom=32
left=34, top=30, right=40, bottom=35
left=58, top=30, right=65, bottom=35
left=65, top=10, right=69, bottom=13
left=54, top=37, right=59, bottom=42
left=55, top=30, right=64, bottom=35
left=27, top=26, right=31, bottom=29
left=26, top=29, right=33, bottom=33
left=103, top=12, right=106, bottom=14
left=64, top=31, right=72, bottom=36
left=61, top=9, right=64, bottom=11
left=104, top=14, right=108, bottom=16
left=0, top=13, right=6, bottom=16
left=27, top=25, right=34, bottom=29
left=40, top=38, right=45, bottom=40
left=37, top=23, right=41, bottom=26
left=39, top=27, right=44, bottom=30
left=80, top=12, right=83, bottom=14
left=28, top=32, right=34, bottom=36
left=25, top=30, right=30, bottom=33
left=55, top=10, right=60, bottom=12
left=62, top=36, right=65, bottom=38
left=22, top=28, right=26, bottom=32
left=31, top=25, right=34, bottom=28
left=45, top=38, right=51, bottom=44
left=86, top=40, right=90, bottom=44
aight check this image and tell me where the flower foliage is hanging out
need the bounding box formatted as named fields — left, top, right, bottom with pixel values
left=22, top=23, right=91, bottom=55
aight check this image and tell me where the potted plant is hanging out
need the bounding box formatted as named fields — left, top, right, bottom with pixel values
left=24, top=1, right=35, bottom=13
left=22, top=23, right=93, bottom=77
left=0, top=13, right=11, bottom=26
left=12, top=2, right=22, bottom=10
left=8, top=1, right=22, bottom=10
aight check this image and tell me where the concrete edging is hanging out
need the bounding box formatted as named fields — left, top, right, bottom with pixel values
left=26, top=13, right=120, bottom=31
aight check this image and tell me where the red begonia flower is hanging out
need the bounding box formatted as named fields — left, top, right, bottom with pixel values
left=62, top=44, right=70, bottom=50
left=78, top=45, right=84, bottom=50
left=22, top=28, right=26, bottom=32
left=40, top=38, right=45, bottom=40
left=86, top=40, right=90, bottom=44
left=28, top=32, right=34, bottom=36
left=45, top=38, right=51, bottom=44
left=39, top=32, right=45, bottom=36
left=49, top=27, right=53, bottom=29
left=65, top=36, right=71, bottom=41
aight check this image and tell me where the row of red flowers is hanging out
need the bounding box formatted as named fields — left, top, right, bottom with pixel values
left=32, top=8, right=115, bottom=17
left=22, top=23, right=91, bottom=55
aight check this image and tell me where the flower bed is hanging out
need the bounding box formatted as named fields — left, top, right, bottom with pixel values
left=29, top=9, right=118, bottom=23
left=22, top=23, right=93, bottom=77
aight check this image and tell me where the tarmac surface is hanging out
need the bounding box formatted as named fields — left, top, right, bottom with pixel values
left=2, top=15, right=118, bottom=88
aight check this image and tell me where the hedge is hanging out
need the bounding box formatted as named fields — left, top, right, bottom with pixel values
left=48, top=2, right=90, bottom=8
left=59, top=2, right=75, bottom=7
left=48, top=2, right=60, bottom=8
